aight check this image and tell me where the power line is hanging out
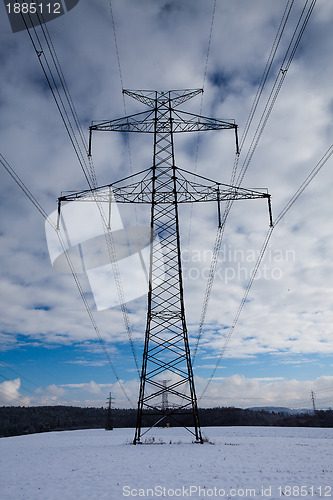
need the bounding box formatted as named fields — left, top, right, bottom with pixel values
left=107, top=0, right=124, bottom=92
left=199, top=226, right=273, bottom=400
left=0, top=153, right=49, bottom=220
left=6, top=1, right=325, bottom=410
left=0, top=363, right=62, bottom=401
left=0, top=388, right=29, bottom=406
left=239, top=0, right=295, bottom=153
left=315, top=387, right=333, bottom=394
left=202, top=0, right=216, bottom=92
left=186, top=0, right=217, bottom=254
left=107, top=0, right=138, bottom=183
left=195, top=0, right=318, bottom=388
left=192, top=223, right=226, bottom=363
left=39, top=14, right=98, bottom=188
left=274, top=142, right=333, bottom=226
left=20, top=12, right=94, bottom=190
left=236, top=0, right=317, bottom=188
left=199, top=135, right=332, bottom=399
left=19, top=11, right=139, bottom=372
left=104, top=4, right=146, bottom=372
left=0, top=372, right=57, bottom=406
left=0, top=154, right=135, bottom=408
left=192, top=0, right=295, bottom=363
left=88, top=5, right=141, bottom=367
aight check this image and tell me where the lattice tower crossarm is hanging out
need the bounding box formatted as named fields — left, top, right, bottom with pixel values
left=59, top=168, right=271, bottom=209
left=58, top=89, right=272, bottom=444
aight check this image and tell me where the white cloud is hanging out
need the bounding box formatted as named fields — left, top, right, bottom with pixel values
left=18, top=373, right=331, bottom=411
left=63, top=359, right=107, bottom=367
left=56, top=378, right=139, bottom=407
left=196, top=374, right=333, bottom=410
left=44, top=384, right=67, bottom=399
left=0, top=378, right=30, bottom=406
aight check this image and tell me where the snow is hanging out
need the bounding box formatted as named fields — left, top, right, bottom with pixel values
left=1, top=427, right=332, bottom=499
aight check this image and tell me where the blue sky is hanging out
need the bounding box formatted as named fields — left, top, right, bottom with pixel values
left=1, top=0, right=333, bottom=410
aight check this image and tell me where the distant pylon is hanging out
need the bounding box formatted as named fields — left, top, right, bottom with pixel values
left=310, top=390, right=316, bottom=413
left=106, top=392, right=114, bottom=430
left=161, top=379, right=171, bottom=412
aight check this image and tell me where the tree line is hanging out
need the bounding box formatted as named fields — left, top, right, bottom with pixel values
left=0, top=405, right=332, bottom=438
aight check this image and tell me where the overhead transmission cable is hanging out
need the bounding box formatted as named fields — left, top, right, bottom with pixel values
left=0, top=362, right=65, bottom=402
left=200, top=137, right=333, bottom=400
left=186, top=0, right=216, bottom=254
left=107, top=0, right=141, bottom=229
left=314, top=387, right=333, bottom=395
left=0, top=153, right=135, bottom=407
left=40, top=16, right=98, bottom=187
left=39, top=17, right=96, bottom=186
left=107, top=0, right=143, bottom=279
left=107, top=0, right=133, bottom=169
left=191, top=0, right=295, bottom=362
left=0, top=388, right=29, bottom=406
left=0, top=372, right=82, bottom=407
left=21, top=11, right=139, bottom=373
left=105, top=0, right=144, bottom=376
left=108, top=0, right=124, bottom=92
left=195, top=0, right=318, bottom=394
left=0, top=372, right=59, bottom=406
left=274, top=141, right=333, bottom=226
left=0, top=373, right=52, bottom=406
left=199, top=226, right=273, bottom=399
left=20, top=12, right=94, bottom=189
left=202, top=0, right=217, bottom=94
left=236, top=0, right=317, bottom=187
left=238, top=0, right=295, bottom=153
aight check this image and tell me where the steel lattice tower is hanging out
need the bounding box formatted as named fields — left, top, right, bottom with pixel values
left=58, top=89, right=272, bottom=444
left=131, top=90, right=205, bottom=444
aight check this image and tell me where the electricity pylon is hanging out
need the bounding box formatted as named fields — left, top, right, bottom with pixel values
left=106, top=392, right=114, bottom=430
left=58, top=89, right=272, bottom=444
left=311, top=390, right=316, bottom=413
left=160, top=379, right=171, bottom=413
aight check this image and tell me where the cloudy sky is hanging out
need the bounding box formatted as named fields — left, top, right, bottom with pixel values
left=1, top=0, right=333, bottom=411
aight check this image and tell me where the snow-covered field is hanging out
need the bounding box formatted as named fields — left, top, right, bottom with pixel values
left=1, top=427, right=332, bottom=499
